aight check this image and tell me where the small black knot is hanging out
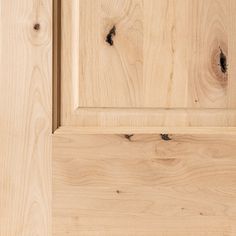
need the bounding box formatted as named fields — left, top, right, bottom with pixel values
left=106, top=25, right=116, bottom=46
left=33, top=23, right=40, bottom=31
left=124, top=134, right=134, bottom=141
left=160, top=134, right=171, bottom=141
left=116, top=190, right=120, bottom=194
left=219, top=47, right=227, bottom=74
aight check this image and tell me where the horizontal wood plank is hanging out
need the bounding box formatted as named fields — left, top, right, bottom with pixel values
left=53, top=133, right=236, bottom=235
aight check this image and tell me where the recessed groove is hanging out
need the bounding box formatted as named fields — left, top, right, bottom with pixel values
left=53, top=0, right=61, bottom=133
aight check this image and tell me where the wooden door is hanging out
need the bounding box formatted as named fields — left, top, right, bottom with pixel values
left=53, top=0, right=236, bottom=235
left=2, top=0, right=236, bottom=235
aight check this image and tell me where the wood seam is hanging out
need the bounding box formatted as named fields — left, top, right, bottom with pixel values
left=53, top=0, right=61, bottom=133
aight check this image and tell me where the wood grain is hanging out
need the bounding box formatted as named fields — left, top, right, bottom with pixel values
left=63, top=107, right=236, bottom=129
left=188, top=0, right=228, bottom=108
left=53, top=133, right=236, bottom=235
left=143, top=0, right=188, bottom=107
left=61, top=0, right=236, bottom=128
left=79, top=0, right=143, bottom=107
left=0, top=0, right=52, bottom=235
left=55, top=125, right=236, bottom=135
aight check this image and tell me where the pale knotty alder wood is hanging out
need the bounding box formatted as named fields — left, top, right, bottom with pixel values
left=55, top=125, right=236, bottom=135
left=0, top=0, right=52, bottom=235
left=53, top=133, right=236, bottom=235
left=61, top=0, right=236, bottom=128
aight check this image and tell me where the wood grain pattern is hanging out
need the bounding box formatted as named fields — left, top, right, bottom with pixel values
left=143, top=0, right=188, bottom=107
left=55, top=125, right=236, bottom=135
left=82, top=0, right=143, bottom=107
left=65, top=107, right=236, bottom=129
left=0, top=0, right=52, bottom=235
left=61, top=0, right=236, bottom=128
left=188, top=0, right=228, bottom=108
left=53, top=133, right=236, bottom=235
left=76, top=0, right=235, bottom=108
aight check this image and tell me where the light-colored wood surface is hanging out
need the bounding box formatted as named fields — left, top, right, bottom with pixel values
left=62, top=106, right=236, bottom=129
left=0, top=0, right=52, bottom=235
left=2, top=0, right=236, bottom=235
left=77, top=0, right=236, bottom=108
left=79, top=0, right=143, bottom=108
left=53, top=133, right=236, bottom=235
left=61, top=0, right=236, bottom=128
left=55, top=125, right=236, bottom=135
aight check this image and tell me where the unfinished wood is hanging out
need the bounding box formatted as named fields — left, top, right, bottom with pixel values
left=61, top=0, right=236, bottom=128
left=188, top=0, right=228, bottom=108
left=79, top=0, right=143, bottom=107
left=0, top=0, right=52, bottom=235
left=55, top=125, right=236, bottom=135
left=63, top=107, right=236, bottom=128
left=53, top=133, right=236, bottom=235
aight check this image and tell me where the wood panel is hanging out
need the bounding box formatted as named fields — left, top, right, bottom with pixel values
left=61, top=0, right=236, bottom=128
left=143, top=0, right=188, bottom=108
left=0, top=0, right=52, bottom=235
left=188, top=0, right=228, bottom=108
left=79, top=0, right=143, bottom=107
left=53, top=133, right=236, bottom=235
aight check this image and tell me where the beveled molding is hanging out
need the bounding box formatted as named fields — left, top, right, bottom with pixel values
left=54, top=126, right=236, bottom=135
left=52, top=0, right=236, bottom=135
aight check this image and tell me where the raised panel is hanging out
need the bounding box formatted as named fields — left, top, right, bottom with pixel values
left=65, top=0, right=236, bottom=108
left=60, top=0, right=236, bottom=128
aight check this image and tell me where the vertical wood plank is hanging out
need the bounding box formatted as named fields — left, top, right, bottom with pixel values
left=0, top=0, right=52, bottom=235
